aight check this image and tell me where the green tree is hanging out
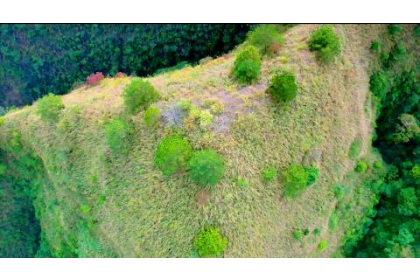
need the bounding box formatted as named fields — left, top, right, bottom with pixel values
left=123, top=78, right=160, bottom=115
left=189, top=149, right=225, bottom=186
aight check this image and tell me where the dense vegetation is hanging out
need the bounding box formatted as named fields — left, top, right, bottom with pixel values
left=2, top=24, right=419, bottom=258
left=0, top=24, right=251, bottom=108
left=345, top=24, right=420, bottom=258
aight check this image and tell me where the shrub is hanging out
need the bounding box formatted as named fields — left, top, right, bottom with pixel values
left=189, top=149, right=225, bottom=186
left=388, top=24, right=402, bottom=36
left=232, top=46, right=261, bottom=84
left=318, top=240, right=328, bottom=252
left=348, top=138, right=362, bottom=159
left=305, top=166, right=319, bottom=186
left=283, top=164, right=309, bottom=198
left=329, top=213, right=338, bottom=231
left=262, top=167, right=277, bottom=182
left=114, top=72, right=127, bottom=78
left=415, top=25, right=420, bottom=37
left=237, top=178, right=248, bottom=188
left=411, top=165, right=420, bottom=179
left=308, top=26, right=341, bottom=64
left=370, top=40, right=381, bottom=52
left=194, top=227, right=228, bottom=258
left=199, top=110, right=214, bottom=129
left=247, top=24, right=284, bottom=55
left=154, top=136, right=192, bottom=176
left=267, top=72, right=298, bottom=104
left=397, top=188, right=418, bottom=216
left=86, top=72, right=104, bottom=86
left=293, top=230, right=303, bottom=241
left=105, top=119, right=130, bottom=154
left=0, top=117, right=5, bottom=127
left=123, top=78, right=160, bottom=115
left=35, top=93, right=65, bottom=123
left=313, top=228, right=321, bottom=236
left=333, top=184, right=345, bottom=201
left=355, top=161, right=368, bottom=173
left=144, top=106, right=161, bottom=128
left=369, top=72, right=388, bottom=100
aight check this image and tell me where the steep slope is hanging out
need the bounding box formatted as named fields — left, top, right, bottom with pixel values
left=0, top=24, right=384, bottom=257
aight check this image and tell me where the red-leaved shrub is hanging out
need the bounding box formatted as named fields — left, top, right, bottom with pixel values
left=86, top=72, right=104, bottom=86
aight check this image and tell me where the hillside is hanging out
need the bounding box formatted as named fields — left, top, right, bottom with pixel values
left=0, top=24, right=387, bottom=257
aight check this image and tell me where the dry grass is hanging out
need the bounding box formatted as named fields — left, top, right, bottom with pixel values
left=0, top=24, right=385, bottom=257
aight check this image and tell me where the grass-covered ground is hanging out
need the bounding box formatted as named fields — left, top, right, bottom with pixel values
left=0, top=24, right=387, bottom=257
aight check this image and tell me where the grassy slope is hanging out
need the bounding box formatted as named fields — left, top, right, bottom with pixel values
left=0, top=24, right=385, bottom=257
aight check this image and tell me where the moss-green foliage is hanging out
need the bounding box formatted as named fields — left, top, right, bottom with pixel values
left=123, top=78, right=159, bottom=115
left=293, top=229, right=303, bottom=241
left=333, top=184, right=345, bottom=201
left=105, top=119, right=130, bottom=154
left=0, top=117, right=5, bottom=127
left=189, top=149, right=225, bottom=186
left=397, top=188, right=418, bottom=217
left=411, top=165, right=420, bottom=179
left=35, top=93, right=64, bottom=123
left=369, top=72, right=389, bottom=101
left=0, top=24, right=251, bottom=108
left=313, top=228, right=321, bottom=236
left=144, top=106, right=161, bottom=129
left=237, top=178, right=248, bottom=188
left=283, top=164, right=309, bottom=198
left=308, top=26, right=341, bottom=64
left=247, top=24, right=284, bottom=55
left=232, top=46, right=261, bottom=84
left=154, top=136, right=192, bottom=176
left=355, top=161, right=368, bottom=173
left=267, top=72, right=298, bottom=104
left=305, top=166, right=319, bottom=186
left=199, top=110, right=214, bottom=129
left=329, top=213, right=338, bottom=231
left=318, top=240, right=328, bottom=252
left=348, top=138, right=362, bottom=159
left=194, top=227, right=228, bottom=258
left=261, top=167, right=277, bottom=182
left=388, top=24, right=402, bottom=36
left=370, top=40, right=381, bottom=52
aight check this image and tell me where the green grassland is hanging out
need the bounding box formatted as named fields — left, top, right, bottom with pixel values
left=0, top=24, right=387, bottom=257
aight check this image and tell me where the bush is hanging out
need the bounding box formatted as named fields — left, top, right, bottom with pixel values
left=388, top=24, right=402, bottom=36
left=35, top=93, right=65, bottom=123
left=267, top=72, right=298, bottom=104
left=349, top=138, right=362, bottom=159
left=313, top=228, right=321, bottom=236
left=283, top=164, right=310, bottom=198
left=0, top=116, right=5, bottom=127
left=194, top=227, right=228, bottom=258
left=308, top=26, right=341, bottom=64
left=123, top=78, right=160, bottom=115
left=154, top=136, right=192, bottom=176
left=105, top=119, right=130, bottom=154
left=86, top=72, right=104, bottom=86
left=247, top=24, right=284, bottom=55
left=262, top=167, right=277, bottom=182
left=370, top=40, right=381, bottom=52
left=199, top=110, right=214, bottom=129
left=293, top=230, right=303, bottom=241
left=144, top=106, right=161, bottom=129
left=318, top=240, right=328, bottom=252
left=355, top=161, right=368, bottom=173
left=305, top=166, right=320, bottom=186
left=189, top=149, right=225, bottom=186
left=329, top=213, right=338, bottom=231
left=369, top=72, right=389, bottom=100
left=232, top=46, right=261, bottom=84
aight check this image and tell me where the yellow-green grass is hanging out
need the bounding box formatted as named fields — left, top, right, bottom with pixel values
left=0, top=24, right=386, bottom=257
